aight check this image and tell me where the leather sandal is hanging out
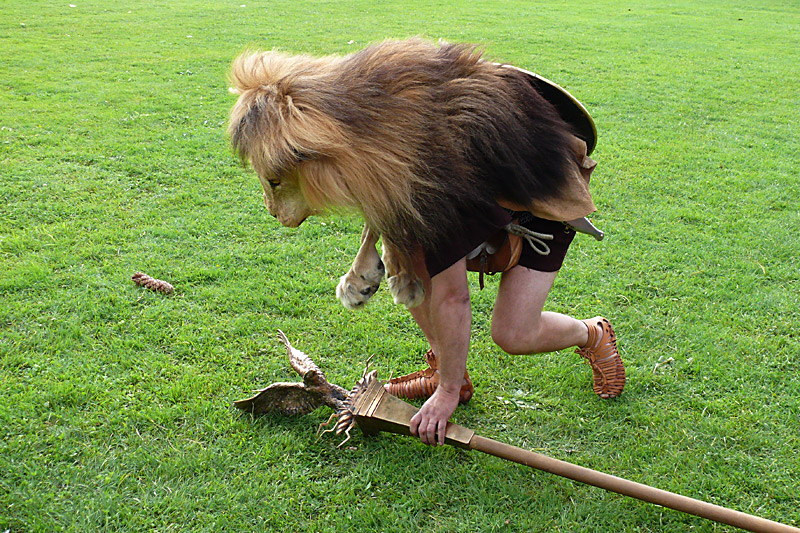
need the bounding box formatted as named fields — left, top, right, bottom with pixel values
left=385, top=349, right=474, bottom=404
left=576, top=317, right=626, bottom=399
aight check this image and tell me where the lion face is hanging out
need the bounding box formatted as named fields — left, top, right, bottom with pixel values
left=254, top=165, right=316, bottom=228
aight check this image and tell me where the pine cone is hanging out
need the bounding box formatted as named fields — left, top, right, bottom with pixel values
left=132, top=272, right=174, bottom=294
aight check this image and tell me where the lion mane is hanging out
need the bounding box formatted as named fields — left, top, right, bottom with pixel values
left=228, top=38, right=575, bottom=250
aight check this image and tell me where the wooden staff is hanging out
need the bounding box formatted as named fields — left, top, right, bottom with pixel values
left=351, top=379, right=798, bottom=533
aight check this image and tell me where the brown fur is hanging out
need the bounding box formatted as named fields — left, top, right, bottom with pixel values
left=228, top=38, right=575, bottom=250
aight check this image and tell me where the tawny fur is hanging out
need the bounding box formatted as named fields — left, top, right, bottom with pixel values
left=337, top=227, right=425, bottom=309
left=228, top=38, right=575, bottom=251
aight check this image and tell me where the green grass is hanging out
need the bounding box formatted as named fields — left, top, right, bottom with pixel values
left=2, top=0, right=798, bottom=531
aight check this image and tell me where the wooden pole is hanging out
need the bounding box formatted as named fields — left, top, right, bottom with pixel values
left=469, top=435, right=797, bottom=533
left=351, top=380, right=798, bottom=533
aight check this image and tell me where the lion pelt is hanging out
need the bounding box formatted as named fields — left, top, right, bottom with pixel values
left=228, top=38, right=576, bottom=250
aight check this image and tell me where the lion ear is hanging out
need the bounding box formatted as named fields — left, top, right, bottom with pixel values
left=228, top=50, right=308, bottom=143
left=233, top=85, right=300, bottom=139
left=229, top=97, right=262, bottom=162
left=229, top=111, right=252, bottom=162
left=229, top=89, right=309, bottom=168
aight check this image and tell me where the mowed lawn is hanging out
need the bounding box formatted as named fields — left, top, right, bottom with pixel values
left=1, top=1, right=798, bottom=531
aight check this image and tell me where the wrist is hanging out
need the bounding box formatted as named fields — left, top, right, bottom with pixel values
left=437, top=381, right=462, bottom=396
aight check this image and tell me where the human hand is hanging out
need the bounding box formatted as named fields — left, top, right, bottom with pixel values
left=409, top=387, right=460, bottom=446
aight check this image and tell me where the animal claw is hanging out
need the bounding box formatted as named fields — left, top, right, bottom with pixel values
left=361, top=354, right=375, bottom=378
left=337, top=427, right=353, bottom=448
left=316, top=412, right=338, bottom=436
left=318, top=425, right=337, bottom=439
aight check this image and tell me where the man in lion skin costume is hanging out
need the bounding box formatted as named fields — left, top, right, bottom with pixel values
left=228, top=38, right=625, bottom=446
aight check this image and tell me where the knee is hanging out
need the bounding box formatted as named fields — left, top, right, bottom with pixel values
left=491, top=322, right=536, bottom=355
left=492, top=321, right=540, bottom=355
left=431, top=273, right=471, bottom=309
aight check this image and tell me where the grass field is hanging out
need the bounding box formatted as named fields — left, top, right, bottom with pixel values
left=2, top=0, right=798, bottom=531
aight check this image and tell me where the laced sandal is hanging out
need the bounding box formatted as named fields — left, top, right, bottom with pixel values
left=576, top=317, right=626, bottom=399
left=385, top=349, right=473, bottom=404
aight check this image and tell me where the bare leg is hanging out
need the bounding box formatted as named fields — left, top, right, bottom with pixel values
left=493, top=265, right=626, bottom=399
left=405, top=247, right=437, bottom=351
left=491, top=265, right=588, bottom=355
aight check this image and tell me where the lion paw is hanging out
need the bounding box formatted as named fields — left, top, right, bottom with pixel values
left=336, top=260, right=385, bottom=310
left=387, top=274, right=425, bottom=309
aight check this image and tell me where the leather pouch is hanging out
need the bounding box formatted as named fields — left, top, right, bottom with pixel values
left=465, top=222, right=523, bottom=288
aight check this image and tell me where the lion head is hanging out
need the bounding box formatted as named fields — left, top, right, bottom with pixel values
left=227, top=39, right=576, bottom=251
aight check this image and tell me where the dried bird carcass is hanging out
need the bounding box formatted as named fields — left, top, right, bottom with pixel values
left=234, top=331, right=374, bottom=446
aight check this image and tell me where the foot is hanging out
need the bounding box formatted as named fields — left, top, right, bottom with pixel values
left=385, top=349, right=473, bottom=404
left=336, top=259, right=385, bottom=310
left=576, top=317, right=626, bottom=399
left=387, top=273, right=425, bottom=309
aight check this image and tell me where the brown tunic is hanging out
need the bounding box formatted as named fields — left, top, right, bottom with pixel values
left=423, top=135, right=598, bottom=277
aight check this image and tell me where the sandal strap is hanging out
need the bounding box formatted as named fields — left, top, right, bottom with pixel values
left=386, top=349, right=473, bottom=404
left=576, top=317, right=626, bottom=399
